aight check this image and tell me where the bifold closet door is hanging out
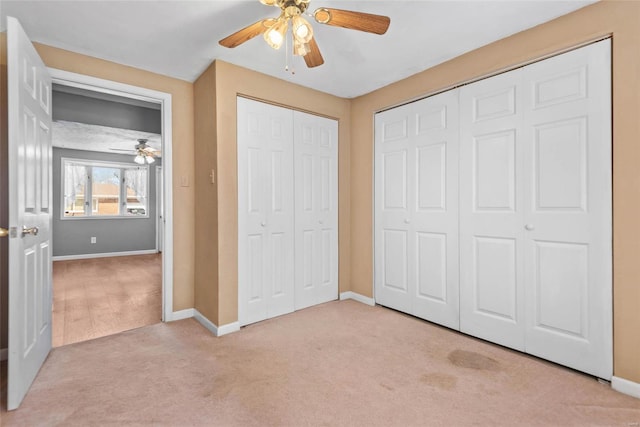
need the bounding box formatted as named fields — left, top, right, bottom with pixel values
left=238, top=97, right=295, bottom=326
left=375, top=90, right=460, bottom=329
left=460, top=40, right=612, bottom=379
left=294, top=111, right=339, bottom=310
left=521, top=41, right=612, bottom=379
left=459, top=69, right=527, bottom=351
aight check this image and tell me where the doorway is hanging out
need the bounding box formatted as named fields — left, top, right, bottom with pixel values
left=48, top=69, right=174, bottom=345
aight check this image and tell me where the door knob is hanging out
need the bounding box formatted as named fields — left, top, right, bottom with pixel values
left=524, top=224, right=535, bottom=231
left=22, top=226, right=39, bottom=237
left=404, top=219, right=410, bottom=224
left=0, top=228, right=8, bottom=238
left=260, top=222, right=266, bottom=227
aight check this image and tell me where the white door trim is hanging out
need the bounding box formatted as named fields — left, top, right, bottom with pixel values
left=156, top=166, right=163, bottom=253
left=47, top=68, right=175, bottom=322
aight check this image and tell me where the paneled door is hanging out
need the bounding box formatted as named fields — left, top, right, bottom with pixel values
left=293, top=111, right=338, bottom=310
left=375, top=90, right=460, bottom=329
left=237, top=97, right=295, bottom=326
left=459, top=70, right=526, bottom=351
left=7, top=17, right=53, bottom=410
left=521, top=40, right=612, bottom=379
left=460, top=40, right=612, bottom=378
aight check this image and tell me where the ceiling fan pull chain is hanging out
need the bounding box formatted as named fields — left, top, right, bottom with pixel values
left=284, top=26, right=290, bottom=73
left=284, top=28, right=295, bottom=75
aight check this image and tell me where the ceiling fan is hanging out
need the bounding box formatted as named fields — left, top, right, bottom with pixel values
left=219, top=0, right=391, bottom=68
left=110, top=139, right=160, bottom=164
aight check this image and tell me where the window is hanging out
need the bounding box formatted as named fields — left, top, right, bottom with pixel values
left=62, top=158, right=149, bottom=219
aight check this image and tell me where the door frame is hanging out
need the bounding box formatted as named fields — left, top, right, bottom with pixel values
left=156, top=166, right=163, bottom=253
left=48, top=68, right=175, bottom=321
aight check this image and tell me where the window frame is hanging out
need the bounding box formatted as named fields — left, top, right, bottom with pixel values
left=60, top=157, right=150, bottom=220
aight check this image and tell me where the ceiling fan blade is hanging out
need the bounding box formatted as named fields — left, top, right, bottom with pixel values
left=313, top=8, right=390, bottom=35
left=219, top=18, right=275, bottom=48
left=143, top=147, right=161, bottom=155
left=304, top=38, right=324, bottom=68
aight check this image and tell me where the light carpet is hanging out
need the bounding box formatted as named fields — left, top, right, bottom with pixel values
left=2, top=300, right=639, bottom=426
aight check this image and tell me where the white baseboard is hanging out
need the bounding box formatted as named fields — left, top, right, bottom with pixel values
left=193, top=309, right=240, bottom=337
left=612, top=376, right=640, bottom=399
left=340, top=291, right=375, bottom=307
left=169, top=308, right=194, bottom=321
left=0, top=348, right=7, bottom=362
left=217, top=321, right=241, bottom=336
left=53, top=249, right=158, bottom=261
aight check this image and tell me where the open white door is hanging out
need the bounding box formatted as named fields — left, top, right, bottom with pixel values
left=6, top=16, right=53, bottom=410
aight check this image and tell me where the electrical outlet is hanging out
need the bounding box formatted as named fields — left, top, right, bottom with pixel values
left=90, top=237, right=97, bottom=244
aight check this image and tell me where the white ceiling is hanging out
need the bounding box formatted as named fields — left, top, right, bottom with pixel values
left=1, top=0, right=596, bottom=98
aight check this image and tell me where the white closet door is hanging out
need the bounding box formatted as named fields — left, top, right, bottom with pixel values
left=522, top=40, right=612, bottom=379
left=375, top=91, right=460, bottom=329
left=238, top=98, right=295, bottom=326
left=375, top=105, right=412, bottom=313
left=294, top=111, right=339, bottom=310
left=411, top=91, right=460, bottom=329
left=459, top=71, right=526, bottom=351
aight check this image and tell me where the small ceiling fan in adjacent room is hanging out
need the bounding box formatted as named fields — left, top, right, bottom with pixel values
left=110, top=139, right=161, bottom=164
left=219, top=0, right=391, bottom=68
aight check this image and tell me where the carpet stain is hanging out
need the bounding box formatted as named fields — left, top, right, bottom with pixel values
left=380, top=383, right=395, bottom=391
left=420, top=373, right=457, bottom=391
left=448, top=349, right=501, bottom=372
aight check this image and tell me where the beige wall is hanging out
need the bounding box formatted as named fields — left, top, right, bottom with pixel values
left=194, top=60, right=351, bottom=326
left=194, top=62, right=219, bottom=322
left=351, top=0, right=640, bottom=383
left=0, top=34, right=196, bottom=329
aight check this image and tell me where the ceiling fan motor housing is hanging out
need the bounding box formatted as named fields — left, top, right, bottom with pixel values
left=135, top=138, right=149, bottom=150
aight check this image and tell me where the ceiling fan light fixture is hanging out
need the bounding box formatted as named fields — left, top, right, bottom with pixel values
left=262, top=18, right=277, bottom=29
left=146, top=155, right=155, bottom=164
left=134, top=154, right=146, bottom=165
left=292, top=15, right=313, bottom=44
left=264, top=18, right=288, bottom=50
left=293, top=40, right=310, bottom=56
left=259, top=0, right=278, bottom=6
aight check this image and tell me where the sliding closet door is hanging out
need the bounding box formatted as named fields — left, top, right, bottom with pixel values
left=294, top=111, right=338, bottom=310
left=459, top=70, right=526, bottom=351
left=375, top=91, right=460, bottom=329
left=522, top=40, right=612, bottom=379
left=238, top=97, right=295, bottom=326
